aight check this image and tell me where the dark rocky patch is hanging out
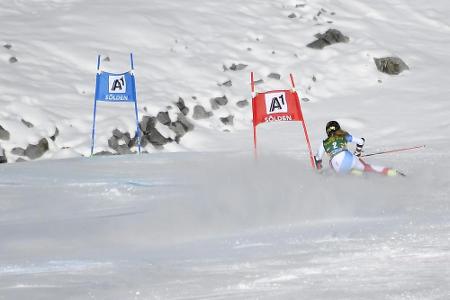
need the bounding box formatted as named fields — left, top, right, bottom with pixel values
left=116, top=144, right=133, bottom=155
left=220, top=115, right=234, bottom=126
left=210, top=96, right=228, bottom=110
left=268, top=73, right=281, bottom=80
left=175, top=97, right=189, bottom=116
left=50, top=127, right=59, bottom=141
left=11, top=147, right=25, bottom=156
left=219, top=80, right=232, bottom=87
left=25, top=138, right=49, bottom=159
left=157, top=111, right=171, bottom=125
left=140, top=116, right=157, bottom=134
left=3, top=44, right=12, bottom=50
left=374, top=57, right=409, bottom=75
left=236, top=99, right=249, bottom=108
left=193, top=105, right=213, bottom=119
left=307, top=29, right=349, bottom=49
left=9, top=57, right=18, bottom=63
left=169, top=121, right=186, bottom=143
left=176, top=113, right=194, bottom=132
left=122, top=132, right=136, bottom=149
left=229, top=63, right=248, bottom=71
left=140, top=117, right=173, bottom=147
left=112, top=128, right=124, bottom=139
left=108, top=128, right=137, bottom=154
left=108, top=136, right=119, bottom=151
left=108, top=128, right=139, bottom=153
left=0, top=125, right=10, bottom=140
left=145, top=128, right=171, bottom=146
left=168, top=113, right=194, bottom=143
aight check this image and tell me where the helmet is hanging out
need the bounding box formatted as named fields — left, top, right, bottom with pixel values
left=326, top=120, right=340, bottom=136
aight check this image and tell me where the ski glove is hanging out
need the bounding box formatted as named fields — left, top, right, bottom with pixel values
left=314, top=156, right=323, bottom=170
left=354, top=138, right=365, bottom=157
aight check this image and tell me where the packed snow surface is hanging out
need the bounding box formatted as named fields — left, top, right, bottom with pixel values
left=0, top=0, right=449, bottom=299
left=1, top=153, right=449, bottom=299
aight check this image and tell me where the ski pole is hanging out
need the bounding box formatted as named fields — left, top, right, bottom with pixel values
left=361, top=144, right=425, bottom=158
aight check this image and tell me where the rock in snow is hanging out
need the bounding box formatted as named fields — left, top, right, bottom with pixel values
left=157, top=111, right=171, bottom=125
left=236, top=99, right=249, bottom=108
left=193, top=105, right=213, bottom=119
left=176, top=113, right=194, bottom=132
left=229, top=63, right=248, bottom=71
left=268, top=73, right=281, bottom=80
left=307, top=29, right=349, bottom=49
left=374, top=57, right=409, bottom=75
left=0, top=125, right=10, bottom=140
left=24, top=138, right=49, bottom=159
left=11, top=147, right=25, bottom=156
left=140, top=116, right=157, bottom=134
left=210, top=96, right=228, bottom=110
left=220, top=115, right=234, bottom=125
left=175, top=97, right=189, bottom=116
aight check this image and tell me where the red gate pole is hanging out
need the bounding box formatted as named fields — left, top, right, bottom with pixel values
left=290, top=73, right=315, bottom=169
left=251, top=72, right=258, bottom=159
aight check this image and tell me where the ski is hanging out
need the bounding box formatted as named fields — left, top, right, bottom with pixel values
left=395, top=170, right=406, bottom=177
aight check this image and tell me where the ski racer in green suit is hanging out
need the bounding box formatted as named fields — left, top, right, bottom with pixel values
left=314, top=121, right=402, bottom=176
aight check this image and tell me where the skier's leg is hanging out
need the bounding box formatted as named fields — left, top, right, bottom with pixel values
left=355, top=158, right=397, bottom=176
left=349, top=155, right=365, bottom=175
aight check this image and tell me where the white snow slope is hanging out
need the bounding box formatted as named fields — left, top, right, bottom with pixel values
left=0, top=0, right=449, bottom=299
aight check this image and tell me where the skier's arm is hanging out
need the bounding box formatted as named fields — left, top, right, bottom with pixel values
left=346, top=134, right=365, bottom=157
left=314, top=143, right=325, bottom=169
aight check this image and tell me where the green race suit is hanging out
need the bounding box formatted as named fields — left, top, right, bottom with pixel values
left=322, top=134, right=351, bottom=156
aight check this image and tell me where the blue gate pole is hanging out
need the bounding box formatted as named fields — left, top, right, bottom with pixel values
left=90, top=99, right=98, bottom=156
left=130, top=53, right=141, bottom=154
left=90, top=55, right=101, bottom=156
left=130, top=52, right=134, bottom=70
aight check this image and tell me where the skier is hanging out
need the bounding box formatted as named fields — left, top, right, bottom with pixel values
left=314, top=121, right=403, bottom=176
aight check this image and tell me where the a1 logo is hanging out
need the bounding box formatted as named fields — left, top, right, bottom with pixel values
left=109, top=75, right=126, bottom=94
left=265, top=91, right=288, bottom=114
